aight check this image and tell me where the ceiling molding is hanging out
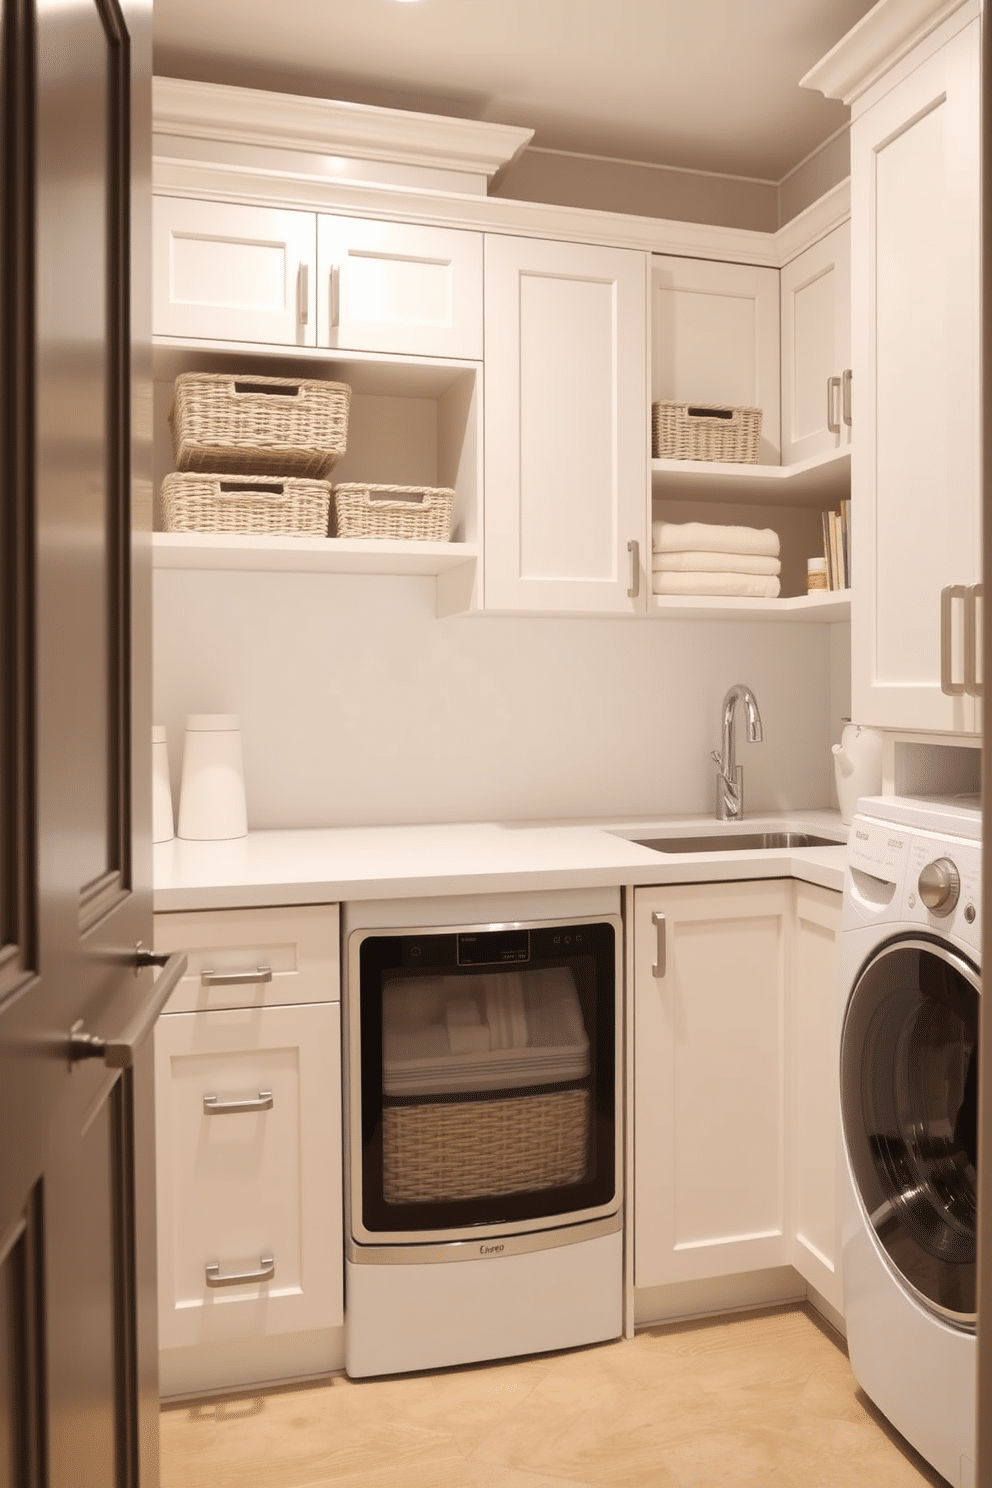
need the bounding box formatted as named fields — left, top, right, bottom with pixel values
left=800, top=0, right=978, bottom=106
left=152, top=77, right=534, bottom=185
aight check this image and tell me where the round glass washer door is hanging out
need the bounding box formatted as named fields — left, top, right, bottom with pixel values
left=841, top=935, right=979, bottom=1330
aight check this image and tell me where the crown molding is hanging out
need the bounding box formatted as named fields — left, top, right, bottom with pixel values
left=152, top=77, right=534, bottom=187
left=800, top=0, right=979, bottom=107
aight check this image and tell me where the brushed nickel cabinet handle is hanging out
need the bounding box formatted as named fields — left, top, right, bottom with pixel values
left=203, top=1090, right=273, bottom=1115
left=297, top=262, right=309, bottom=326
left=200, top=964, right=272, bottom=988
left=966, top=583, right=983, bottom=697
left=940, top=584, right=968, bottom=696
left=826, top=375, right=841, bottom=434
left=651, top=911, right=666, bottom=979
left=627, top=539, right=640, bottom=600
left=841, top=368, right=853, bottom=427
left=329, top=264, right=340, bottom=328
left=205, top=1254, right=274, bottom=1288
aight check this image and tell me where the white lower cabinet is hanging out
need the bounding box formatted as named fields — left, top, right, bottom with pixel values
left=633, top=878, right=843, bottom=1314
left=790, top=882, right=844, bottom=1314
left=153, top=907, right=343, bottom=1398
left=633, top=880, right=790, bottom=1289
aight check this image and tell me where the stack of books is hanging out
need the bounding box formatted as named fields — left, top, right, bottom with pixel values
left=821, top=500, right=851, bottom=590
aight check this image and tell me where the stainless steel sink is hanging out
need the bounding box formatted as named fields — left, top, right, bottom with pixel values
left=633, top=831, right=843, bottom=854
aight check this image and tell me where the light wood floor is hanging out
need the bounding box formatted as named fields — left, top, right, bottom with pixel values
left=159, top=1304, right=949, bottom=1488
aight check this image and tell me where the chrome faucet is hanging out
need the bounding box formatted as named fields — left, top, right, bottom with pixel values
left=711, top=684, right=763, bottom=821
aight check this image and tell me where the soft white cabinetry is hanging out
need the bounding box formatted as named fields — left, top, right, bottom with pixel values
left=633, top=881, right=789, bottom=1289
left=780, top=222, right=851, bottom=464
left=316, top=215, right=482, bottom=360
left=153, top=905, right=342, bottom=1398
left=483, top=234, right=648, bottom=613
left=153, top=197, right=318, bottom=346
left=848, top=15, right=981, bottom=731
left=790, top=882, right=843, bottom=1315
left=651, top=255, right=781, bottom=464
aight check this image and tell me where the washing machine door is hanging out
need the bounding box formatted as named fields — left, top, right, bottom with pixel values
left=841, top=935, right=979, bottom=1329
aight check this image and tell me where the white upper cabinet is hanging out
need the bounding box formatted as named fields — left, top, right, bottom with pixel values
left=651, top=256, right=781, bottom=465
left=853, top=17, right=981, bottom=731
left=316, top=216, right=482, bottom=360
left=483, top=234, right=649, bottom=613
left=780, top=221, right=851, bottom=465
left=153, top=197, right=318, bottom=346
left=805, top=1, right=981, bottom=731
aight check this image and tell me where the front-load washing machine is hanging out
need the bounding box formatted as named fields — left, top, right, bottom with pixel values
left=839, top=794, right=980, bottom=1488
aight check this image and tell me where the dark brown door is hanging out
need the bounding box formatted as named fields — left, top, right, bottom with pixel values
left=0, top=2, right=177, bottom=1484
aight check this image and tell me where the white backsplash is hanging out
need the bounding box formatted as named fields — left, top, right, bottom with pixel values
left=153, top=569, right=848, bottom=830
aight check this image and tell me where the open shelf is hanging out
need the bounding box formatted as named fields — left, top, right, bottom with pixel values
left=651, top=448, right=850, bottom=508
left=152, top=531, right=478, bottom=576
left=647, top=588, right=851, bottom=623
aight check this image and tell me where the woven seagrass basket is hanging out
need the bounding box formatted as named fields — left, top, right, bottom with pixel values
left=332, top=483, right=454, bottom=541
left=381, top=1089, right=589, bottom=1204
left=161, top=471, right=331, bottom=536
left=170, top=372, right=351, bottom=479
left=652, top=400, right=762, bottom=463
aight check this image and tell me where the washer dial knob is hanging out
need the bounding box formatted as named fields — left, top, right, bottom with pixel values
left=918, top=858, right=961, bottom=916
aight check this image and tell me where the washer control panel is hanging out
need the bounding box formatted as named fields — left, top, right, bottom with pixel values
left=903, top=835, right=980, bottom=951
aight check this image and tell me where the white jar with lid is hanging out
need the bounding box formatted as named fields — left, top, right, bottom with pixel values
left=177, top=714, right=248, bottom=841
left=152, top=725, right=175, bottom=843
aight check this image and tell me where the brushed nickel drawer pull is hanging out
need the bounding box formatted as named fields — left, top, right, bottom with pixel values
left=205, top=1254, right=274, bottom=1288
left=203, top=1090, right=273, bottom=1115
left=940, top=585, right=967, bottom=696
left=627, top=539, right=640, bottom=599
left=965, top=583, right=983, bottom=697
left=651, top=911, right=666, bottom=979
left=200, top=964, right=272, bottom=987
left=841, top=368, right=853, bottom=427
left=298, top=262, right=309, bottom=325
left=826, top=375, right=841, bottom=434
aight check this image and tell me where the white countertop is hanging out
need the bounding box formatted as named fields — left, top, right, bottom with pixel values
left=153, top=809, right=848, bottom=911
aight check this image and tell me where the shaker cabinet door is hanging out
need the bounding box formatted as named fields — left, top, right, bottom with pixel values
left=153, top=195, right=318, bottom=345
left=483, top=233, right=649, bottom=613
left=317, top=215, right=483, bottom=359
left=780, top=221, right=851, bottom=465
left=154, top=1000, right=343, bottom=1396
left=633, top=881, right=790, bottom=1290
left=850, top=17, right=981, bottom=731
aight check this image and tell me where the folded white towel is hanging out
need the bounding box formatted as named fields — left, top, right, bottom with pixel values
left=652, top=550, right=781, bottom=576
left=652, top=521, right=780, bottom=557
left=445, top=997, right=490, bottom=1055
left=652, top=571, right=781, bottom=599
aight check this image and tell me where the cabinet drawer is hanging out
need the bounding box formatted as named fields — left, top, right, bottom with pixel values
left=154, top=1001, right=342, bottom=1351
left=317, top=215, right=482, bottom=359
left=153, top=904, right=339, bottom=1012
left=153, top=196, right=317, bottom=345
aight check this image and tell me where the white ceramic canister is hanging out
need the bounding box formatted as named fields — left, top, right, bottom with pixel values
left=152, top=725, right=175, bottom=843
left=831, top=720, right=884, bottom=825
left=177, top=713, right=248, bottom=841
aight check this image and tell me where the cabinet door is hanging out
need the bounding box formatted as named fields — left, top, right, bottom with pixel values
left=651, top=256, right=781, bottom=464
left=851, top=18, right=980, bottom=732
left=317, top=215, right=483, bottom=359
left=780, top=222, right=851, bottom=464
left=483, top=234, right=648, bottom=613
left=633, top=881, right=790, bottom=1289
left=790, top=883, right=844, bottom=1316
left=153, top=196, right=317, bottom=345
left=154, top=1002, right=342, bottom=1385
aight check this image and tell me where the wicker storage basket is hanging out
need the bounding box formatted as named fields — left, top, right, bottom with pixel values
left=333, top=483, right=455, bottom=541
left=170, top=373, right=351, bottom=479
left=160, top=471, right=331, bottom=536
left=382, top=1088, right=589, bottom=1204
left=652, top=400, right=763, bottom=463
